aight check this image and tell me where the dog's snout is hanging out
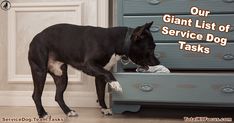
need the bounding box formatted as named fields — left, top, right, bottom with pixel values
left=148, top=56, right=160, bottom=66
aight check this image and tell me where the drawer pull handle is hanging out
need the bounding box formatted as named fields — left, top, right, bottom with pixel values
left=229, top=25, right=234, bottom=32
left=223, top=0, right=234, bottom=3
left=148, top=0, right=160, bottom=5
left=223, top=54, right=234, bottom=60
left=154, top=52, right=161, bottom=58
left=150, top=26, right=160, bottom=32
left=139, top=84, right=153, bottom=92
left=221, top=86, right=234, bottom=93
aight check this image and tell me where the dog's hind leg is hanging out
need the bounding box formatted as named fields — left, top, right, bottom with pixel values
left=95, top=77, right=112, bottom=115
left=49, top=64, right=78, bottom=117
left=28, top=41, right=48, bottom=118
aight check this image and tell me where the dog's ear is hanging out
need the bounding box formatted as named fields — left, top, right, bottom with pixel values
left=145, top=21, right=153, bottom=30
left=132, top=21, right=154, bottom=41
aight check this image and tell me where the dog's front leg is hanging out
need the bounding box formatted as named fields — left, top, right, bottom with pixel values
left=95, top=76, right=112, bottom=115
left=84, top=62, right=122, bottom=92
left=95, top=76, right=107, bottom=109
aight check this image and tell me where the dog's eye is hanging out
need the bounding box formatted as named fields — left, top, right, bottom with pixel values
left=147, top=42, right=155, bottom=49
left=148, top=46, right=155, bottom=50
left=149, top=47, right=154, bottom=50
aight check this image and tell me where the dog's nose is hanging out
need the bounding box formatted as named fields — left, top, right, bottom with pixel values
left=148, top=57, right=160, bottom=66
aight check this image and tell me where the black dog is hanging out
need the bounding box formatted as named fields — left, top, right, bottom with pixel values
left=28, top=21, right=160, bottom=118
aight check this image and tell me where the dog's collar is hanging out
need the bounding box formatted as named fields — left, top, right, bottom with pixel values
left=123, top=28, right=134, bottom=55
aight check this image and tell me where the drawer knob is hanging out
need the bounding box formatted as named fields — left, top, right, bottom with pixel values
left=221, top=86, right=234, bottom=93
left=139, top=84, right=153, bottom=92
left=150, top=26, right=160, bottom=32
left=223, top=0, right=234, bottom=3
left=148, top=0, right=160, bottom=5
left=223, top=54, right=234, bottom=60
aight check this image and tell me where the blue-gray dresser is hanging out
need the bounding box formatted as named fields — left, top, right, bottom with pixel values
left=111, top=0, right=234, bottom=114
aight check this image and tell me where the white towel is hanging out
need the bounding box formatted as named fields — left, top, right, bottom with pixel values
left=136, top=65, right=170, bottom=73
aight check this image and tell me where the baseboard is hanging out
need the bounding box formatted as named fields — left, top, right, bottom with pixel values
left=0, top=91, right=101, bottom=107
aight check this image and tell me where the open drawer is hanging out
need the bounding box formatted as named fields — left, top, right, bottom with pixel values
left=111, top=72, right=234, bottom=113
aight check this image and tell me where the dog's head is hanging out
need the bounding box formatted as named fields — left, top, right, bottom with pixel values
left=128, top=22, right=160, bottom=67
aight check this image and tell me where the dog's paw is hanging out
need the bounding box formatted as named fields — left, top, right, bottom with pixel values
left=67, top=110, right=78, bottom=117
left=40, top=114, right=51, bottom=119
left=101, top=108, right=112, bottom=115
left=109, top=81, right=123, bottom=92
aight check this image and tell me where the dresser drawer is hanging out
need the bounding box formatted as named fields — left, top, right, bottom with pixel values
left=124, top=14, right=234, bottom=42
left=118, top=43, right=234, bottom=70
left=156, top=43, right=234, bottom=70
left=122, top=0, right=234, bottom=15
left=112, top=72, right=234, bottom=106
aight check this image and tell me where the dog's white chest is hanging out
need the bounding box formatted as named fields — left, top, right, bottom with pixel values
left=104, top=54, right=121, bottom=71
